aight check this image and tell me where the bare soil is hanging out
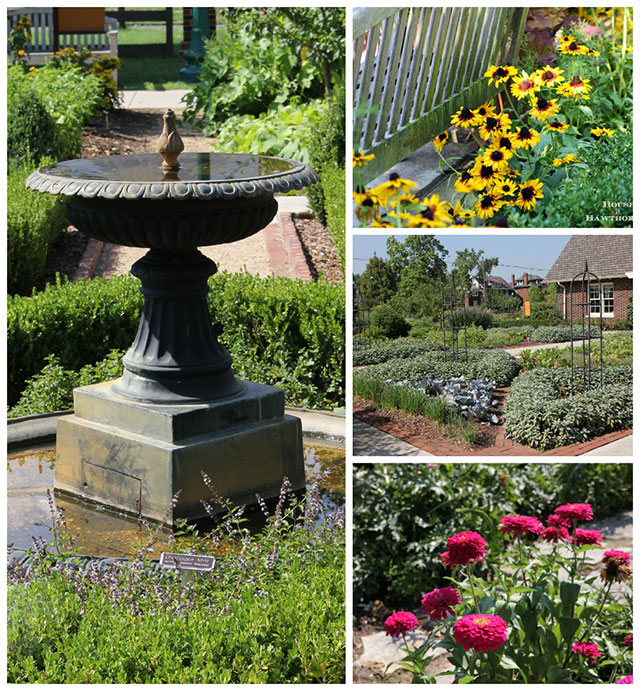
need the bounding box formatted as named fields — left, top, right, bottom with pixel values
left=293, top=213, right=344, bottom=284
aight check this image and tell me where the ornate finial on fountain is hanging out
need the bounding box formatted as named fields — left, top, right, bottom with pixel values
left=156, top=109, right=184, bottom=171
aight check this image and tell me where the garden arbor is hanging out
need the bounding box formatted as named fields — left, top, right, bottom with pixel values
left=353, top=7, right=527, bottom=181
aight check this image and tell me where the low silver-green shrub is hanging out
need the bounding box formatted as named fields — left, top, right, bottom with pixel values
left=531, top=325, right=601, bottom=343
left=353, top=338, right=442, bottom=366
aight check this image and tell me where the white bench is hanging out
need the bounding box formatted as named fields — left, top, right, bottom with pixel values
left=7, top=7, right=118, bottom=65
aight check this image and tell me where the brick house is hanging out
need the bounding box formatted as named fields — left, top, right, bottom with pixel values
left=544, top=235, right=633, bottom=323
left=511, top=272, right=544, bottom=302
left=468, top=274, right=520, bottom=307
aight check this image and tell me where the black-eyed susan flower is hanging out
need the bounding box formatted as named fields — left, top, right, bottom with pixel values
left=515, top=179, right=544, bottom=211
left=482, top=145, right=512, bottom=170
left=458, top=208, right=475, bottom=220
left=433, top=131, right=449, bottom=152
left=492, top=132, right=517, bottom=154
left=475, top=192, right=505, bottom=219
left=478, top=112, right=511, bottom=140
left=388, top=210, right=416, bottom=225
left=559, top=37, right=589, bottom=56
left=529, top=96, right=560, bottom=121
left=484, top=64, right=517, bottom=86
left=454, top=170, right=475, bottom=194
left=552, top=153, right=580, bottom=167
left=510, top=71, right=539, bottom=99
left=451, top=106, right=478, bottom=128
left=512, top=126, right=541, bottom=149
left=546, top=120, right=569, bottom=132
left=473, top=101, right=497, bottom=121
left=444, top=200, right=474, bottom=221
left=470, top=161, right=505, bottom=190
left=564, top=75, right=592, bottom=96
left=414, top=194, right=451, bottom=227
left=585, top=46, right=601, bottom=57
left=591, top=127, right=615, bottom=139
left=534, top=66, right=564, bottom=86
left=389, top=191, right=420, bottom=207
left=353, top=150, right=375, bottom=167
left=370, top=220, right=394, bottom=228
left=493, top=179, right=518, bottom=197
left=372, top=172, right=419, bottom=203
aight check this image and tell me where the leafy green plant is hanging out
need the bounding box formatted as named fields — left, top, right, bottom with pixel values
left=532, top=325, right=601, bottom=343
left=321, top=163, right=346, bottom=272
left=354, top=338, right=443, bottom=367
left=8, top=273, right=345, bottom=410
left=450, top=307, right=494, bottom=329
left=503, top=366, right=632, bottom=450
left=7, top=160, right=68, bottom=295
left=8, top=14, right=32, bottom=65
left=215, top=98, right=326, bottom=164
left=8, top=479, right=345, bottom=683
left=370, top=304, right=410, bottom=339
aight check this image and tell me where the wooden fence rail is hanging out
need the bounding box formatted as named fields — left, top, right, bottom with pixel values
left=353, top=7, right=527, bottom=180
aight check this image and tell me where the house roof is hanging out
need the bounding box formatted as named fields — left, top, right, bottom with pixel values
left=517, top=273, right=543, bottom=283
left=485, top=274, right=513, bottom=290
left=544, top=235, right=633, bottom=282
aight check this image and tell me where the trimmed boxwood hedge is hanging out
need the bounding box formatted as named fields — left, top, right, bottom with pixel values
left=531, top=325, right=601, bottom=343
left=503, top=366, right=632, bottom=450
left=358, top=348, right=519, bottom=388
left=8, top=273, right=345, bottom=410
left=353, top=338, right=443, bottom=366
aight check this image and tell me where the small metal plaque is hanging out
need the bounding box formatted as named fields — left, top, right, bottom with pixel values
left=160, top=552, right=215, bottom=571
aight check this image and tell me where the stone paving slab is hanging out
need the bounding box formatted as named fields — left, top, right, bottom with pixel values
left=119, top=89, right=190, bottom=110
left=353, top=418, right=432, bottom=457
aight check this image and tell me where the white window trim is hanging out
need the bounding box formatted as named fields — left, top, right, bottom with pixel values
left=589, top=282, right=614, bottom=318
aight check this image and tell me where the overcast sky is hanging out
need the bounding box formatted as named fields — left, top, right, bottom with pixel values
left=353, top=234, right=572, bottom=281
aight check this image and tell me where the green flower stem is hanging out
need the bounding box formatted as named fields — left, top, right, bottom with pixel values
left=449, top=138, right=473, bottom=158
left=580, top=579, right=613, bottom=642
left=516, top=538, right=528, bottom=587
left=469, top=129, right=485, bottom=150
left=466, top=562, right=479, bottom=612
left=435, top=148, right=461, bottom=175
left=505, top=88, right=526, bottom=128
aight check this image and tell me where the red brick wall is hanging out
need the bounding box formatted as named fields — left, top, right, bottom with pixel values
left=181, top=8, right=216, bottom=53
left=555, top=278, right=632, bottom=322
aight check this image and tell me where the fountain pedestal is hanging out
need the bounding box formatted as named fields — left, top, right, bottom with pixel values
left=25, top=118, right=317, bottom=524
left=56, top=381, right=303, bottom=523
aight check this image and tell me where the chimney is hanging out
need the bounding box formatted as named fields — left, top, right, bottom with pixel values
left=523, top=272, right=529, bottom=285
left=511, top=273, right=515, bottom=286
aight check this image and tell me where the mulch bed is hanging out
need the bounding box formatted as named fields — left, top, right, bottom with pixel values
left=293, top=213, right=344, bottom=284
left=80, top=108, right=169, bottom=157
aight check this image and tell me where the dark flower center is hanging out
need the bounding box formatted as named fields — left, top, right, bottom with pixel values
left=499, top=137, right=512, bottom=150
left=490, top=150, right=504, bottom=161
left=460, top=171, right=472, bottom=182
left=480, top=165, right=494, bottom=179
left=389, top=172, right=400, bottom=181
left=570, top=76, right=582, bottom=86
left=502, top=184, right=511, bottom=193
left=438, top=133, right=447, bottom=141
left=421, top=207, right=435, bottom=220
left=460, top=107, right=473, bottom=119
left=447, top=207, right=455, bottom=216
left=542, top=70, right=555, bottom=81
left=495, top=67, right=507, bottom=78
left=521, top=186, right=535, bottom=201
left=519, top=127, right=531, bottom=139
left=536, top=97, right=549, bottom=110
left=362, top=198, right=374, bottom=207
left=550, top=120, right=562, bottom=128
left=478, top=107, right=487, bottom=116
left=485, top=116, right=499, bottom=130
left=355, top=184, right=365, bottom=193
left=480, top=196, right=494, bottom=209
left=520, top=80, right=534, bottom=90
left=568, top=41, right=578, bottom=51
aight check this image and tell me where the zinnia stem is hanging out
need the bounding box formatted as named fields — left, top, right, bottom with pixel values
left=466, top=562, right=479, bottom=612
left=581, top=580, right=613, bottom=642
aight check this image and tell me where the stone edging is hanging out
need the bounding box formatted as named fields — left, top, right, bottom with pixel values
left=279, top=211, right=313, bottom=280
left=73, top=234, right=104, bottom=281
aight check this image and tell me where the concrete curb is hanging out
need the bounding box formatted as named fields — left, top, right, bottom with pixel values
left=8, top=407, right=345, bottom=451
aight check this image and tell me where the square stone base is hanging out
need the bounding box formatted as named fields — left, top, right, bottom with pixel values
left=55, top=380, right=305, bottom=524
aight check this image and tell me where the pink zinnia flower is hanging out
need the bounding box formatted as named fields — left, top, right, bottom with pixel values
left=547, top=513, right=571, bottom=528
left=582, top=23, right=603, bottom=36
left=572, top=528, right=602, bottom=546
left=604, top=550, right=631, bottom=567
left=617, top=675, right=633, bottom=684
left=384, top=611, right=419, bottom=638
left=543, top=525, right=570, bottom=543
left=421, top=587, right=461, bottom=621
left=453, top=614, right=508, bottom=653
left=572, top=641, right=602, bottom=663
left=444, top=531, right=488, bottom=566
left=499, top=515, right=545, bottom=538
left=555, top=503, right=593, bottom=522
left=623, top=634, right=633, bottom=649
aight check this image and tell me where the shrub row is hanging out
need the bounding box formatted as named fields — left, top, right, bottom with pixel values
left=358, top=349, right=519, bottom=388
left=8, top=273, right=345, bottom=410
left=353, top=338, right=443, bottom=366
left=8, top=160, right=69, bottom=295
left=503, top=366, right=633, bottom=450
left=531, top=325, right=601, bottom=343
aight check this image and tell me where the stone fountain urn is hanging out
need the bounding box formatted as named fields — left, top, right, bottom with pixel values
left=25, top=110, right=317, bottom=523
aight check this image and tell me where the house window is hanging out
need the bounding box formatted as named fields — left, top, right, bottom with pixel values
left=589, top=283, right=614, bottom=317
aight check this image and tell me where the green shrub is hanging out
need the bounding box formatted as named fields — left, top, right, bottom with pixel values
left=353, top=338, right=442, bottom=366
left=360, top=348, right=519, bottom=387
left=7, top=72, right=59, bottom=163
left=370, top=304, right=410, bottom=339
left=353, top=463, right=632, bottom=606
left=450, top=307, right=494, bottom=329
left=494, top=317, right=560, bottom=328
left=215, top=98, right=326, bottom=164
left=503, top=366, right=632, bottom=450
left=321, top=163, right=345, bottom=272
left=7, top=160, right=68, bottom=295
left=8, top=273, right=345, bottom=411
left=482, top=327, right=531, bottom=347
left=307, top=85, right=345, bottom=223
left=531, top=324, right=601, bottom=343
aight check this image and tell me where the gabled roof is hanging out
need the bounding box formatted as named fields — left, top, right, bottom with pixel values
left=485, top=274, right=513, bottom=290
left=517, top=273, right=543, bottom=283
left=544, top=235, right=633, bottom=282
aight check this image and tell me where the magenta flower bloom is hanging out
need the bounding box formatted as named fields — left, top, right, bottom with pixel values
left=623, top=634, right=633, bottom=649
left=555, top=503, right=593, bottom=522
left=499, top=515, right=545, bottom=538
left=547, top=512, right=571, bottom=528
left=572, top=641, right=602, bottom=663
left=572, top=528, right=602, bottom=546
left=617, top=675, right=633, bottom=684
left=453, top=614, right=508, bottom=653
left=444, top=531, right=488, bottom=566
left=384, top=611, right=419, bottom=638
left=543, top=525, right=570, bottom=543
left=604, top=550, right=631, bottom=567
left=421, top=587, right=461, bottom=621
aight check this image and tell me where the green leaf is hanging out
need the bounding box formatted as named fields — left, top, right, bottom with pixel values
left=558, top=616, right=580, bottom=641
left=559, top=581, right=581, bottom=611
left=547, top=665, right=571, bottom=683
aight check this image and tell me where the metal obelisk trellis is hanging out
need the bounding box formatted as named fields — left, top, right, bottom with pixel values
left=441, top=274, right=468, bottom=362
left=569, top=260, right=604, bottom=394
